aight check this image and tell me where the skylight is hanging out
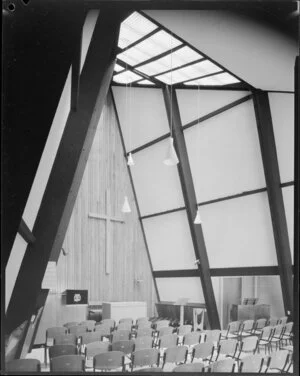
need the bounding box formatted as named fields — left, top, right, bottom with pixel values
left=137, top=46, right=202, bottom=76
left=114, top=63, right=124, bottom=72
left=113, top=70, right=142, bottom=84
left=117, top=30, right=182, bottom=67
left=118, top=12, right=158, bottom=50
left=156, top=60, right=223, bottom=85
left=137, top=79, right=155, bottom=85
left=184, top=72, right=240, bottom=86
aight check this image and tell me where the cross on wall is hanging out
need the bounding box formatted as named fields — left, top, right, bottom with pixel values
left=88, top=189, right=124, bottom=274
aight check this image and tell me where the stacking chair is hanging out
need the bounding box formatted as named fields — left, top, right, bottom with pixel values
left=238, top=319, right=254, bottom=339
left=209, top=358, right=235, bottom=373
left=53, top=333, right=77, bottom=347
left=192, top=341, right=214, bottom=364
left=239, top=354, right=264, bottom=373
left=119, top=317, right=133, bottom=325
left=85, top=341, right=112, bottom=368
left=256, top=326, right=274, bottom=354
left=177, top=325, right=192, bottom=344
left=157, top=333, right=178, bottom=357
left=79, top=320, right=96, bottom=331
left=50, top=354, right=85, bottom=372
left=49, top=344, right=77, bottom=360
left=252, top=318, right=267, bottom=335
left=136, top=317, right=149, bottom=324
left=68, top=325, right=88, bottom=337
left=280, top=322, right=293, bottom=346
left=63, top=321, right=79, bottom=328
left=136, top=319, right=152, bottom=329
left=44, top=326, right=67, bottom=364
left=278, top=316, right=288, bottom=325
left=100, top=318, right=115, bottom=330
left=173, top=362, right=205, bottom=372
left=80, top=331, right=104, bottom=353
left=157, top=326, right=174, bottom=337
left=162, top=345, right=188, bottom=371
left=6, top=359, right=41, bottom=372
left=203, top=329, right=221, bottom=346
left=112, top=329, right=131, bottom=342
left=131, top=348, right=160, bottom=371
left=221, top=321, right=241, bottom=340
left=154, top=320, right=170, bottom=331
left=269, top=324, right=285, bottom=351
left=117, top=322, right=133, bottom=331
left=214, top=339, right=238, bottom=362
left=136, top=327, right=154, bottom=338
left=264, top=350, right=290, bottom=373
left=93, top=351, right=125, bottom=372
left=183, top=331, right=201, bottom=358
left=267, top=317, right=279, bottom=326
left=112, top=339, right=135, bottom=354
left=134, top=336, right=154, bottom=350
left=235, top=336, right=258, bottom=361
left=94, top=326, right=112, bottom=341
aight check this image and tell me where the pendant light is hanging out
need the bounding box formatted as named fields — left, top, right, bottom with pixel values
left=164, top=32, right=179, bottom=166
left=122, top=196, right=131, bottom=213
left=194, top=84, right=202, bottom=225
left=127, top=152, right=135, bottom=166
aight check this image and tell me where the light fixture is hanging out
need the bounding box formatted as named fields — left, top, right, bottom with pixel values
left=194, top=208, right=202, bottom=224
left=122, top=196, right=131, bottom=213
left=164, top=33, right=179, bottom=167
left=127, top=152, right=135, bottom=166
left=164, top=137, right=179, bottom=166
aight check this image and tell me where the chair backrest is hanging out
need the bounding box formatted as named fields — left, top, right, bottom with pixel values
left=100, top=319, right=115, bottom=329
left=131, top=348, right=160, bottom=369
left=283, top=322, right=293, bottom=335
left=218, top=339, right=238, bottom=357
left=112, top=339, right=135, bottom=354
left=158, top=334, right=178, bottom=349
left=267, top=317, right=279, bottom=326
left=267, top=350, right=290, bottom=371
left=209, top=358, right=235, bottom=373
left=85, top=341, right=112, bottom=357
left=272, top=324, right=284, bottom=337
left=81, top=331, right=103, bottom=345
left=278, top=316, right=288, bottom=325
left=177, top=325, right=192, bottom=336
left=241, top=319, right=254, bottom=332
left=134, top=336, right=154, bottom=350
left=173, top=362, right=204, bottom=372
left=46, top=327, right=68, bottom=344
left=94, top=325, right=112, bottom=335
left=155, top=320, right=170, bottom=330
left=119, top=317, right=133, bottom=325
left=63, top=321, right=79, bottom=328
left=163, top=346, right=188, bottom=365
left=137, top=321, right=152, bottom=329
left=53, top=333, right=77, bottom=346
left=203, top=329, right=221, bottom=344
left=49, top=344, right=77, bottom=360
left=50, top=354, right=84, bottom=372
left=240, top=336, right=258, bottom=352
left=227, top=320, right=241, bottom=333
left=68, top=325, right=88, bottom=335
left=157, top=326, right=173, bottom=337
left=260, top=326, right=273, bottom=340
left=254, top=318, right=267, bottom=330
left=136, top=317, right=149, bottom=323
left=136, top=327, right=154, bottom=337
left=80, top=320, right=96, bottom=331
left=239, top=355, right=264, bottom=373
left=183, top=331, right=201, bottom=346
left=192, top=342, right=214, bottom=361
left=117, top=322, right=132, bottom=331
left=112, top=330, right=131, bottom=342
left=6, top=359, right=41, bottom=372
left=93, top=351, right=124, bottom=371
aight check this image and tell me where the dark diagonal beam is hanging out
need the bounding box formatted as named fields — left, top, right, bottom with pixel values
left=18, top=219, right=36, bottom=244
left=5, top=11, right=126, bottom=334
left=163, top=85, right=220, bottom=329
left=252, top=90, right=293, bottom=318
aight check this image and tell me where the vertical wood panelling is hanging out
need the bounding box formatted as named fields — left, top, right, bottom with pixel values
left=41, top=93, right=156, bottom=332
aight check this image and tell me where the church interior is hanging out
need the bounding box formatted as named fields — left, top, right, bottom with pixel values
left=2, top=0, right=299, bottom=373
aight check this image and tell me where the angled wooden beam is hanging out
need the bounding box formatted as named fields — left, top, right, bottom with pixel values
left=18, top=219, right=36, bottom=244
left=71, top=17, right=84, bottom=111
left=252, top=89, right=293, bottom=318
left=163, top=85, right=220, bottom=329
left=5, top=10, right=126, bottom=334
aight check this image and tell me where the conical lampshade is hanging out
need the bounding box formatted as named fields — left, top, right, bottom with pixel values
left=194, top=208, right=202, bottom=224
left=122, top=196, right=131, bottom=213
left=127, top=152, right=135, bottom=166
left=163, top=137, right=179, bottom=166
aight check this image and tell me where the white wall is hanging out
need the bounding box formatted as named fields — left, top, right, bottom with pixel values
left=146, top=10, right=297, bottom=91
left=156, top=277, right=204, bottom=303
left=257, top=276, right=285, bottom=318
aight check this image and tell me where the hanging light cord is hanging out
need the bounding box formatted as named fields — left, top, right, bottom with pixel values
left=170, top=33, right=173, bottom=137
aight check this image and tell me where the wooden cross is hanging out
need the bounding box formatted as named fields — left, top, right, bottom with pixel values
left=88, top=189, right=124, bottom=274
